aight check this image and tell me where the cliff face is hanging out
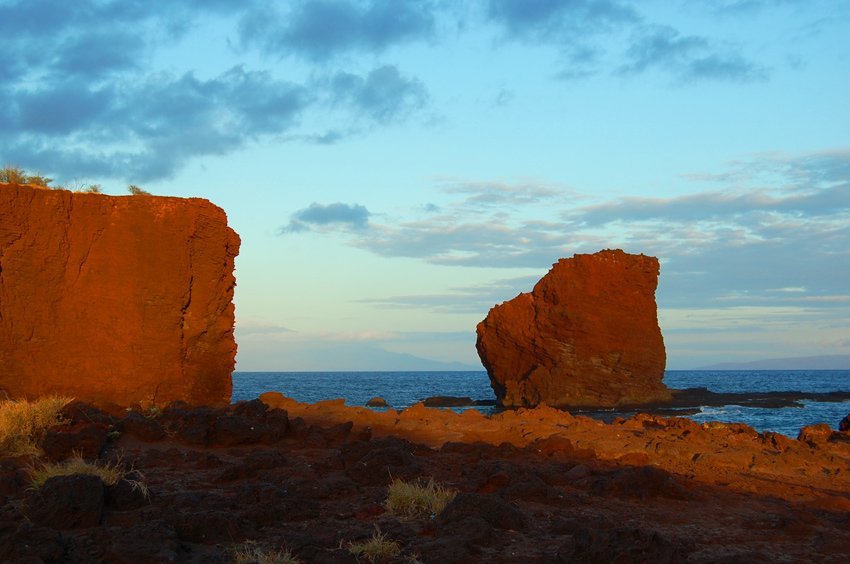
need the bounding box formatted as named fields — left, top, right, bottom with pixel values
left=476, top=249, right=670, bottom=408
left=0, top=183, right=240, bottom=406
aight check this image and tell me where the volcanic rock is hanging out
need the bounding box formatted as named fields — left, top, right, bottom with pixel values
left=840, top=414, right=850, bottom=433
left=365, top=396, right=388, bottom=407
left=476, top=249, right=670, bottom=408
left=0, top=183, right=240, bottom=406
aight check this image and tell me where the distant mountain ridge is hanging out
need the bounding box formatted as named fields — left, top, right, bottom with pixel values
left=696, top=354, right=850, bottom=370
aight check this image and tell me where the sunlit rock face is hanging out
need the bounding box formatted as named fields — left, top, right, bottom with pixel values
left=476, top=249, right=670, bottom=408
left=0, top=183, right=240, bottom=406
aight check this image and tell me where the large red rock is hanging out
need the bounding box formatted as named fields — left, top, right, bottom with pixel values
left=476, top=249, right=670, bottom=408
left=0, top=183, right=240, bottom=406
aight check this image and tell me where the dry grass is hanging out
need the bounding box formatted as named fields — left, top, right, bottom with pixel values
left=386, top=477, right=457, bottom=519
left=28, top=455, right=149, bottom=499
left=231, top=541, right=301, bottom=564
left=347, top=531, right=401, bottom=563
left=0, top=396, right=72, bottom=456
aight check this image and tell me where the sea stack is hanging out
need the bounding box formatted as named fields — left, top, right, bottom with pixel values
left=476, top=249, right=670, bottom=408
left=0, top=183, right=240, bottom=406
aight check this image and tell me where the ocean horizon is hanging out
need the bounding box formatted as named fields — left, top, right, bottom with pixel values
left=233, top=369, right=850, bottom=438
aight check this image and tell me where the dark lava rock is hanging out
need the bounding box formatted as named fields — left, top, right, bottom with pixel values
left=59, top=400, right=115, bottom=425
left=556, top=526, right=688, bottom=563
left=119, top=411, right=166, bottom=441
left=0, top=521, right=65, bottom=562
left=341, top=437, right=422, bottom=486
left=366, top=396, right=389, bottom=407
left=169, top=510, right=247, bottom=544
left=423, top=396, right=474, bottom=407
left=840, top=413, right=850, bottom=433
left=41, top=422, right=108, bottom=461
left=28, top=474, right=105, bottom=529
left=438, top=492, right=527, bottom=531
left=103, top=519, right=180, bottom=563
left=105, top=473, right=150, bottom=510
left=590, top=466, right=689, bottom=501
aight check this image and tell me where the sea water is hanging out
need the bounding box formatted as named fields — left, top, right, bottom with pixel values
left=232, top=370, right=850, bottom=437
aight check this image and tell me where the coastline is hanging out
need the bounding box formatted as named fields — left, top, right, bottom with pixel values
left=2, top=395, right=849, bottom=561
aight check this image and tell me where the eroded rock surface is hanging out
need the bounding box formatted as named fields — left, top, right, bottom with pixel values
left=0, top=183, right=240, bottom=406
left=476, top=249, right=670, bottom=408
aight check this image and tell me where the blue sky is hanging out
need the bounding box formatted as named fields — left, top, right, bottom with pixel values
left=3, top=0, right=849, bottom=370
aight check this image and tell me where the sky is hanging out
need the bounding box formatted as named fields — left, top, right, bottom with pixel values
left=2, top=0, right=849, bottom=370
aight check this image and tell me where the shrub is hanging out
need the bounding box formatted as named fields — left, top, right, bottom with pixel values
left=28, top=455, right=149, bottom=498
left=347, top=531, right=401, bottom=563
left=231, top=541, right=301, bottom=564
left=386, top=477, right=457, bottom=519
left=0, top=166, right=53, bottom=187
left=82, top=183, right=102, bottom=193
left=0, top=165, right=27, bottom=184
left=128, top=184, right=151, bottom=196
left=0, top=396, right=71, bottom=456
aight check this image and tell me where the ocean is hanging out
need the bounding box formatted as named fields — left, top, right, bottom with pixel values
left=232, top=370, right=850, bottom=438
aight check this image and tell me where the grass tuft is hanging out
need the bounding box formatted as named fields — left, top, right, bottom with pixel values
left=128, top=184, right=151, bottom=195
left=386, top=477, right=457, bottom=519
left=231, top=541, right=301, bottom=564
left=0, top=396, right=72, bottom=456
left=347, top=530, right=401, bottom=563
left=28, top=455, right=149, bottom=499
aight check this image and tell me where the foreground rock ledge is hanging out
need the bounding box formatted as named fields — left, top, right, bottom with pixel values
left=0, top=183, right=240, bottom=406
left=477, top=249, right=670, bottom=408
left=2, top=397, right=848, bottom=562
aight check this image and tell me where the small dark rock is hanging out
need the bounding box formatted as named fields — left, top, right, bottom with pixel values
left=28, top=474, right=105, bottom=529
left=423, top=396, right=474, bottom=407
left=244, top=448, right=287, bottom=470
left=105, top=473, right=150, bottom=510
left=839, top=414, right=850, bottom=433
left=556, top=526, right=687, bottom=563
left=58, top=400, right=114, bottom=425
left=232, top=398, right=270, bottom=418
left=210, top=414, right=257, bottom=446
left=0, top=522, right=65, bottom=562
left=366, top=396, right=389, bottom=407
left=590, top=466, right=689, bottom=501
left=41, top=422, right=108, bottom=461
left=103, top=519, right=180, bottom=563
left=342, top=441, right=421, bottom=485
left=118, top=411, right=165, bottom=441
left=169, top=510, right=247, bottom=544
left=438, top=492, right=527, bottom=531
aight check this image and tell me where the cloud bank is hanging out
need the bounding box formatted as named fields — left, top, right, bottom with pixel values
left=3, top=0, right=825, bottom=183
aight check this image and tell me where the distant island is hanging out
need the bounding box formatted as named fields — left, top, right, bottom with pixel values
left=697, top=354, right=850, bottom=370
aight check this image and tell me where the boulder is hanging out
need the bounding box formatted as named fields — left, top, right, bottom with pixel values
left=365, top=396, right=388, bottom=407
left=840, top=414, right=850, bottom=433
left=0, top=183, right=240, bottom=406
left=476, top=249, right=670, bottom=408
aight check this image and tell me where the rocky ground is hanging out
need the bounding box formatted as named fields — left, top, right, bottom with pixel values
left=2, top=398, right=849, bottom=563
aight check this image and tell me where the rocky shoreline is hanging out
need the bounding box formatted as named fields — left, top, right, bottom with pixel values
left=2, top=396, right=849, bottom=563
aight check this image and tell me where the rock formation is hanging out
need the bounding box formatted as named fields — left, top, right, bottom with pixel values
left=0, top=183, right=240, bottom=406
left=476, top=249, right=670, bottom=408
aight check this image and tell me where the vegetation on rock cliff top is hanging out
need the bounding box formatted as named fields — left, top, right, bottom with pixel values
left=1, top=165, right=149, bottom=195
